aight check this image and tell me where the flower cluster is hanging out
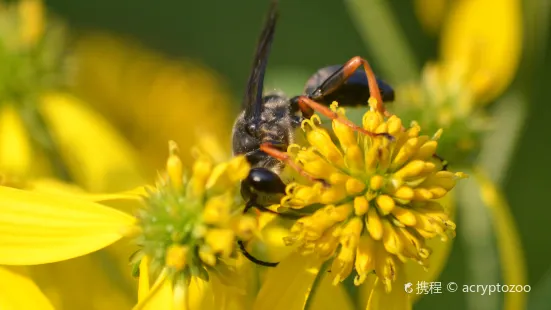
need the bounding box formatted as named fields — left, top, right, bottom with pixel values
left=134, top=141, right=256, bottom=292
left=278, top=100, right=466, bottom=291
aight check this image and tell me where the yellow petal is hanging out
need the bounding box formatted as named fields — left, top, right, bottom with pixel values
left=73, top=33, right=234, bottom=168
left=0, top=266, right=54, bottom=310
left=26, top=179, right=148, bottom=220
left=474, top=168, right=527, bottom=310
left=134, top=271, right=172, bottom=310
left=18, top=0, right=44, bottom=47
left=308, top=267, right=355, bottom=310
left=209, top=275, right=252, bottom=310
left=135, top=272, right=216, bottom=310
left=138, top=256, right=151, bottom=302
left=0, top=186, right=135, bottom=265
left=259, top=221, right=295, bottom=262
left=366, top=270, right=411, bottom=310
left=27, top=178, right=147, bottom=216
left=441, top=0, right=522, bottom=102
left=253, top=252, right=324, bottom=310
left=39, top=92, right=145, bottom=192
left=0, top=104, right=32, bottom=177
left=28, top=252, right=135, bottom=310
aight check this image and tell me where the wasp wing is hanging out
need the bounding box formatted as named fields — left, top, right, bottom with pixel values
left=304, top=65, right=395, bottom=105
left=242, top=0, right=279, bottom=121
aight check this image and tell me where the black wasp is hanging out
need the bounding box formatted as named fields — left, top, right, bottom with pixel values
left=232, top=0, right=395, bottom=267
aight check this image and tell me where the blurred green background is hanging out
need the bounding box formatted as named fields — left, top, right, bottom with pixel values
left=41, top=0, right=551, bottom=309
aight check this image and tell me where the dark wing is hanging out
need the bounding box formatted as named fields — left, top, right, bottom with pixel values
left=304, top=65, right=395, bottom=105
left=242, top=0, right=279, bottom=121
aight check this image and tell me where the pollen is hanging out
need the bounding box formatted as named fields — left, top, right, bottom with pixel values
left=279, top=102, right=467, bottom=292
left=134, top=141, right=252, bottom=287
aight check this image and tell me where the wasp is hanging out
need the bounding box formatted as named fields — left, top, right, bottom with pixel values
left=232, top=0, right=395, bottom=266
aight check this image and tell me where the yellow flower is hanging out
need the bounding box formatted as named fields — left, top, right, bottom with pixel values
left=0, top=0, right=145, bottom=191
left=257, top=98, right=466, bottom=309
left=0, top=141, right=255, bottom=309
left=0, top=1, right=146, bottom=308
left=415, top=0, right=523, bottom=103
left=0, top=104, right=32, bottom=178
left=133, top=142, right=254, bottom=307
left=72, top=33, right=236, bottom=170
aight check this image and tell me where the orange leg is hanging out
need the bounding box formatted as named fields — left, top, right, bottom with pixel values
left=260, top=143, right=328, bottom=185
left=295, top=96, right=393, bottom=141
left=343, top=56, right=385, bottom=113
left=307, top=56, right=391, bottom=117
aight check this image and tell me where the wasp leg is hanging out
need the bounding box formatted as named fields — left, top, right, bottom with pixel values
left=260, top=143, right=330, bottom=186
left=307, top=56, right=390, bottom=116
left=238, top=240, right=279, bottom=267
left=289, top=96, right=393, bottom=141
left=238, top=195, right=302, bottom=267
left=239, top=197, right=281, bottom=267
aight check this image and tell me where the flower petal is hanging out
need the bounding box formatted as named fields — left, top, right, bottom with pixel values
left=0, top=186, right=135, bottom=265
left=138, top=256, right=151, bottom=302
left=28, top=253, right=135, bottom=310
left=441, top=0, right=522, bottom=102
left=136, top=272, right=215, bottom=310
left=0, top=266, right=54, bottom=310
left=253, top=252, right=324, bottom=310
left=366, top=270, right=411, bottom=310
left=0, top=104, right=32, bottom=177
left=134, top=272, right=172, bottom=310
left=209, top=274, right=252, bottom=310
left=308, top=269, right=355, bottom=310
left=39, top=92, right=145, bottom=192
left=474, top=169, right=527, bottom=310
left=29, top=178, right=148, bottom=202
left=73, top=34, right=234, bottom=168
left=28, top=178, right=148, bottom=217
